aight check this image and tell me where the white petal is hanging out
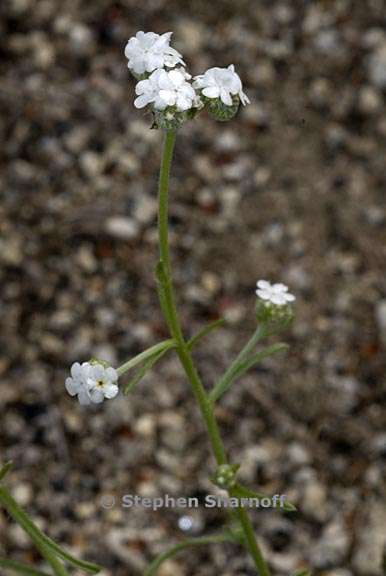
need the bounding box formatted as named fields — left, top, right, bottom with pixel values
left=148, top=54, right=163, bottom=71
left=85, top=377, right=97, bottom=391
left=130, top=59, right=146, bottom=75
left=220, top=90, right=233, bottom=106
left=160, top=31, right=173, bottom=43
left=256, top=289, right=271, bottom=300
left=272, top=283, right=288, bottom=293
left=168, top=70, right=184, bottom=87
left=285, top=293, right=296, bottom=302
left=70, top=362, right=82, bottom=378
left=65, top=377, right=80, bottom=396
left=105, top=367, right=118, bottom=382
left=257, top=280, right=271, bottom=290
left=153, top=96, right=168, bottom=110
left=157, top=71, right=172, bottom=90
left=103, top=384, right=119, bottom=399
left=176, top=96, right=191, bottom=111
left=90, top=364, right=104, bottom=381
left=202, top=86, right=220, bottom=99
left=159, top=89, right=176, bottom=106
left=134, top=94, right=152, bottom=109
left=77, top=389, right=92, bottom=405
left=136, top=31, right=146, bottom=43
left=271, top=294, right=287, bottom=305
left=135, top=79, right=150, bottom=95
left=193, top=75, right=204, bottom=88
left=89, top=389, right=105, bottom=404
left=140, top=31, right=157, bottom=48
left=124, top=41, right=134, bottom=59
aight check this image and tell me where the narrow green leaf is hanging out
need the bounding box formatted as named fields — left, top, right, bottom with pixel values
left=232, top=343, right=289, bottom=380
left=144, top=533, right=236, bottom=576
left=231, top=484, right=297, bottom=513
left=210, top=342, right=289, bottom=403
left=117, top=340, right=175, bottom=377
left=0, top=461, right=13, bottom=482
left=32, top=541, right=69, bottom=576
left=292, top=570, right=311, bottom=576
left=0, top=486, right=101, bottom=574
left=123, top=346, right=171, bottom=394
left=187, top=318, right=225, bottom=351
left=0, top=558, right=51, bottom=576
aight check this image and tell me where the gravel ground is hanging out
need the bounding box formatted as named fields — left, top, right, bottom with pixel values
left=1, top=1, right=386, bottom=575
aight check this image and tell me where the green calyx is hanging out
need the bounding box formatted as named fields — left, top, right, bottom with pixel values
left=255, top=301, right=294, bottom=330
left=204, top=95, right=240, bottom=121
left=88, top=358, right=110, bottom=368
left=153, top=106, right=201, bottom=130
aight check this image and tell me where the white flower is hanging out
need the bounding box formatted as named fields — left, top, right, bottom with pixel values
left=256, top=280, right=295, bottom=306
left=65, top=362, right=119, bottom=405
left=135, top=68, right=197, bottom=111
left=124, top=31, right=184, bottom=76
left=193, top=65, right=250, bottom=106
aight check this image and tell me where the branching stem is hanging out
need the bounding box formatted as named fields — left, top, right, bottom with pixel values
left=155, top=129, right=270, bottom=576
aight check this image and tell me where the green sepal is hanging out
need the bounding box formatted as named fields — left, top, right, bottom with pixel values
left=203, top=94, right=240, bottom=121
left=255, top=301, right=294, bottom=333
left=88, top=358, right=110, bottom=368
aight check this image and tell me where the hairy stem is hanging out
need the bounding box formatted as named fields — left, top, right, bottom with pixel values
left=155, top=129, right=270, bottom=576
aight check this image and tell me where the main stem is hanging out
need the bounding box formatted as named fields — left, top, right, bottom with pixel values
left=156, top=129, right=270, bottom=576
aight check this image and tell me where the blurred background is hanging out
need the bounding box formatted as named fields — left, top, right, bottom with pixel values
left=1, top=0, right=386, bottom=574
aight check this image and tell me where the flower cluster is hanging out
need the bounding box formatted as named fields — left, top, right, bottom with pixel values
left=125, top=31, right=249, bottom=127
left=65, top=361, right=119, bottom=405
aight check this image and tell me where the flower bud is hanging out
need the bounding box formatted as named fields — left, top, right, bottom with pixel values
left=212, top=464, right=240, bottom=489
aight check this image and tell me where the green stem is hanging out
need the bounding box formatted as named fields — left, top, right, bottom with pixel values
left=155, top=130, right=270, bottom=576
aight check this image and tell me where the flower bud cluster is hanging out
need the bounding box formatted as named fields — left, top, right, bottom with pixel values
left=125, top=31, right=250, bottom=128
left=213, top=464, right=240, bottom=489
